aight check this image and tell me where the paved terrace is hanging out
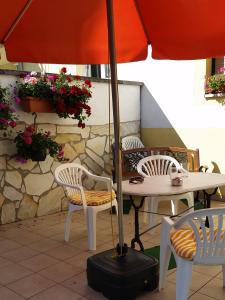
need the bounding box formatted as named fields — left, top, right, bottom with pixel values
left=0, top=201, right=224, bottom=300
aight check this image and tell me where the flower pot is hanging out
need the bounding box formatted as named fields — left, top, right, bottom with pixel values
left=21, top=96, right=53, bottom=113
left=30, top=150, right=47, bottom=161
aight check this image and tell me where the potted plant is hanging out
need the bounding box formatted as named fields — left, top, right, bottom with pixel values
left=16, top=72, right=53, bottom=112
left=14, top=125, right=64, bottom=163
left=16, top=68, right=92, bottom=128
left=0, top=85, right=17, bottom=131
left=205, top=67, right=225, bottom=104
left=49, top=67, right=92, bottom=128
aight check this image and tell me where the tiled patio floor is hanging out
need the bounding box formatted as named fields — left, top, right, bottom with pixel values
left=0, top=201, right=224, bottom=299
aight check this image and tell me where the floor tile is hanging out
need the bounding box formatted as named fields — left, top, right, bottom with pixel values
left=19, top=254, right=59, bottom=272
left=0, top=239, right=21, bottom=254
left=38, top=261, right=83, bottom=283
left=45, top=244, right=82, bottom=260
left=167, top=269, right=212, bottom=291
left=28, top=238, right=61, bottom=252
left=189, top=293, right=217, bottom=300
left=29, top=284, right=82, bottom=300
left=0, top=263, right=32, bottom=285
left=0, top=287, right=24, bottom=300
left=198, top=277, right=225, bottom=300
left=0, top=256, right=14, bottom=269
left=1, top=246, right=39, bottom=263
left=7, top=273, right=55, bottom=299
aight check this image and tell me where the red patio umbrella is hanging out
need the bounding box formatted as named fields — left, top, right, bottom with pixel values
left=1, top=0, right=225, bottom=254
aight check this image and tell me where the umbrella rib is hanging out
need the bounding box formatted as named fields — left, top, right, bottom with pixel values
left=2, top=0, right=33, bottom=43
left=133, top=0, right=151, bottom=44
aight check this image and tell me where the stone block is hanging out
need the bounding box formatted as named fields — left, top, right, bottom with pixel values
left=5, top=171, right=22, bottom=189
left=3, top=186, right=23, bottom=201
left=86, top=136, right=106, bottom=156
left=8, top=159, right=37, bottom=171
left=37, top=124, right=56, bottom=136
left=17, top=195, right=38, bottom=220
left=86, top=149, right=104, bottom=168
left=37, top=187, right=65, bottom=216
left=55, top=134, right=81, bottom=144
left=73, top=140, right=85, bottom=154
left=1, top=203, right=16, bottom=224
left=91, top=124, right=114, bottom=136
left=39, top=155, right=54, bottom=173
left=63, top=144, right=77, bottom=161
left=0, top=140, right=17, bottom=155
left=24, top=173, right=54, bottom=196
left=84, top=157, right=102, bottom=175
left=0, top=193, right=5, bottom=207
left=0, top=157, right=6, bottom=170
left=57, top=126, right=90, bottom=138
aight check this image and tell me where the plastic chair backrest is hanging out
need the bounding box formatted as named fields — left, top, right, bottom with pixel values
left=137, top=154, right=181, bottom=177
left=54, top=163, right=86, bottom=202
left=174, top=208, right=225, bottom=264
left=122, top=136, right=144, bottom=150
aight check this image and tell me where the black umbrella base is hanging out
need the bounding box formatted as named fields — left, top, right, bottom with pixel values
left=87, top=247, right=159, bottom=300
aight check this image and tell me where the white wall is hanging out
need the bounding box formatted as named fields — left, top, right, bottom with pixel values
left=0, top=75, right=140, bottom=126
left=117, top=54, right=225, bottom=174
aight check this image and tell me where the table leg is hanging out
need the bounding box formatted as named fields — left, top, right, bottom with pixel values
left=203, top=188, right=218, bottom=227
left=130, top=196, right=145, bottom=252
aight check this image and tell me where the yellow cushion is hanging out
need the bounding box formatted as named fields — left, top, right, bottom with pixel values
left=70, top=190, right=116, bottom=206
left=170, top=228, right=225, bottom=260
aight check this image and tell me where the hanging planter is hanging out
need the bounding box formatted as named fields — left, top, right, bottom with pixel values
left=21, top=96, right=53, bottom=113
left=205, top=93, right=225, bottom=105
left=30, top=149, right=47, bottom=161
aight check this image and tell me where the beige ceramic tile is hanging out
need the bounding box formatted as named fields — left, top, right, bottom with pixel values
left=28, top=238, right=61, bottom=252
left=198, top=277, right=225, bottom=300
left=38, top=261, right=83, bottom=283
left=19, top=253, right=59, bottom=272
left=44, top=244, right=82, bottom=260
left=189, top=293, right=217, bottom=300
left=7, top=273, right=55, bottom=298
left=29, top=284, right=82, bottom=300
left=1, top=246, right=39, bottom=263
left=193, top=265, right=221, bottom=277
left=0, top=262, right=32, bottom=285
left=0, top=287, right=24, bottom=300
left=167, top=269, right=212, bottom=292
left=0, top=239, right=21, bottom=254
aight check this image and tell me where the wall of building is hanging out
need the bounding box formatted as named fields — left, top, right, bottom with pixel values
left=117, top=57, right=225, bottom=198
left=0, top=73, right=141, bottom=223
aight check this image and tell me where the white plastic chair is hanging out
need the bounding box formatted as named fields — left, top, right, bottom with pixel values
left=136, top=155, right=194, bottom=230
left=121, top=136, right=144, bottom=150
left=159, top=208, right=225, bottom=300
left=54, top=163, right=117, bottom=250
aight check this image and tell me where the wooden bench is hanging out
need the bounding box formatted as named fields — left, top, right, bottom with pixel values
left=120, top=147, right=200, bottom=179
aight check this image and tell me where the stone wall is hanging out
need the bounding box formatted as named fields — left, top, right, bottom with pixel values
left=0, top=121, right=140, bottom=224
left=0, top=72, right=141, bottom=223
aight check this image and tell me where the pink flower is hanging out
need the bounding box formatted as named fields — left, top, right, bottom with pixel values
left=51, top=86, right=56, bottom=92
left=85, top=80, right=92, bottom=88
left=74, top=75, right=81, bottom=80
left=219, top=67, right=225, bottom=73
left=9, top=121, right=17, bottom=128
left=59, top=87, right=67, bottom=95
left=24, top=136, right=32, bottom=145
left=48, top=74, right=58, bottom=81
left=15, top=96, right=21, bottom=104
left=60, top=67, right=67, bottom=74
left=0, top=118, right=8, bottom=125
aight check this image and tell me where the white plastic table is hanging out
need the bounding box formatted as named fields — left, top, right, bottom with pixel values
left=115, top=172, right=225, bottom=251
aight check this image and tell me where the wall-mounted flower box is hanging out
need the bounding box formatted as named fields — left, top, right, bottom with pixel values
left=21, top=96, right=53, bottom=113
left=205, top=93, right=225, bottom=105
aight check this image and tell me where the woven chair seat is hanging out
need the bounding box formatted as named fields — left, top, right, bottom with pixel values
left=170, top=228, right=225, bottom=260
left=70, top=190, right=116, bottom=206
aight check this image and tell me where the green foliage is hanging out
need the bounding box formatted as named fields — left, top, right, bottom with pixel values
left=14, top=125, right=64, bottom=163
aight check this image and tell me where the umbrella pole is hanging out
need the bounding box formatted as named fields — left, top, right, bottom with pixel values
left=106, top=0, right=127, bottom=255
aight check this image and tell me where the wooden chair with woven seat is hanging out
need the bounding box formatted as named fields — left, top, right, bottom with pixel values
left=54, top=163, right=117, bottom=250
left=159, top=208, right=225, bottom=300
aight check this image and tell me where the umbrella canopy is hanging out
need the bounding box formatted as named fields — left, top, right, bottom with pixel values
left=1, top=0, right=225, bottom=64
left=1, top=0, right=225, bottom=252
